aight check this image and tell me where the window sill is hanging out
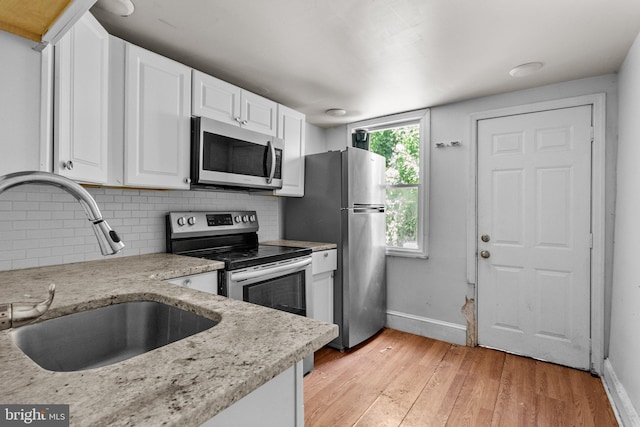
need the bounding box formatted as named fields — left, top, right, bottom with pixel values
left=386, top=247, right=428, bottom=259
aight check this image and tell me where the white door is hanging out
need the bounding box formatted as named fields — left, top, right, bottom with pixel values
left=477, top=105, right=592, bottom=370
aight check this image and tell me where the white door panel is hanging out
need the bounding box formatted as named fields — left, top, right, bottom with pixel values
left=477, top=105, right=592, bottom=370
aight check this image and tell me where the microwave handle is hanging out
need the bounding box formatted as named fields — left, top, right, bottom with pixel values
left=266, top=140, right=276, bottom=184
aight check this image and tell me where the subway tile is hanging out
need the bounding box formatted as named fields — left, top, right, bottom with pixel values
left=0, top=187, right=282, bottom=272
left=0, top=249, right=27, bottom=261
left=38, top=256, right=64, bottom=267
left=12, top=258, right=38, bottom=270
left=0, top=230, right=26, bottom=241
left=13, top=201, right=40, bottom=211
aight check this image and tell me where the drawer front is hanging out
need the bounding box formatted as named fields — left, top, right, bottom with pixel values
left=312, top=249, right=337, bottom=275
left=167, top=271, right=218, bottom=294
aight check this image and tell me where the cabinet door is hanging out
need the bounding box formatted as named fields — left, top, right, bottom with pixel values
left=311, top=250, right=336, bottom=324
left=125, top=44, right=191, bottom=189
left=54, top=13, right=109, bottom=184
left=203, top=363, right=303, bottom=427
left=275, top=105, right=306, bottom=197
left=192, top=70, right=241, bottom=127
left=241, top=90, right=277, bottom=136
left=312, top=272, right=334, bottom=324
left=166, top=271, right=218, bottom=294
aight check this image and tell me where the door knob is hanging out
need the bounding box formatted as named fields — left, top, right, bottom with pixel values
left=480, top=250, right=490, bottom=259
left=481, top=234, right=490, bottom=242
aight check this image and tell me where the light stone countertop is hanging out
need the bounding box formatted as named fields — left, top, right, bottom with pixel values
left=0, top=253, right=338, bottom=426
left=261, top=240, right=337, bottom=252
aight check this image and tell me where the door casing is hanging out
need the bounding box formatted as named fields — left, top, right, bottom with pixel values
left=467, top=93, right=606, bottom=374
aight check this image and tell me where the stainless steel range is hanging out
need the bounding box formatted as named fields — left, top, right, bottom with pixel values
left=166, top=211, right=312, bottom=316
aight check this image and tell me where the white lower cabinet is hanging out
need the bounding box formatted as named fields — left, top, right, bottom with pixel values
left=166, top=271, right=218, bottom=294
left=202, top=361, right=304, bottom=427
left=310, top=249, right=337, bottom=324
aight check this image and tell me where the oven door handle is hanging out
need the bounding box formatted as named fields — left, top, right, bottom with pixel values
left=229, top=258, right=311, bottom=282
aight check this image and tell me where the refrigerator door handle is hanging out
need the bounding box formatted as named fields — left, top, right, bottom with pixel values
left=343, top=205, right=386, bottom=214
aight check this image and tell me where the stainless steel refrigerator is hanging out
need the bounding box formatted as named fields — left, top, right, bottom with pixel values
left=285, top=147, right=386, bottom=350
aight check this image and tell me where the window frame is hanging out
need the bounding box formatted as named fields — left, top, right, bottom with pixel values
left=347, top=109, right=430, bottom=258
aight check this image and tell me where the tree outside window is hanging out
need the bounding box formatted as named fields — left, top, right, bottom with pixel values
left=348, top=109, right=429, bottom=257
left=369, top=124, right=420, bottom=249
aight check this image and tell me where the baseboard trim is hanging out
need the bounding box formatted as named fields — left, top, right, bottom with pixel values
left=603, top=358, right=640, bottom=426
left=386, top=310, right=467, bottom=346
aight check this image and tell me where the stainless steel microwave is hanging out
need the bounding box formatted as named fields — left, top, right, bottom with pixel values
left=191, top=116, right=284, bottom=190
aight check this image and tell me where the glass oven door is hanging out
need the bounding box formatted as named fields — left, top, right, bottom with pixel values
left=227, top=257, right=312, bottom=316
left=243, top=271, right=306, bottom=315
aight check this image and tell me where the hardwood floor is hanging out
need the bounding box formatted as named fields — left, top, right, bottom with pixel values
left=304, top=328, right=618, bottom=427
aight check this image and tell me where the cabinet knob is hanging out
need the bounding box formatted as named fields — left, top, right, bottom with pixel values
left=184, top=177, right=191, bottom=184
left=234, top=116, right=242, bottom=124
left=480, top=250, right=491, bottom=259
left=241, top=120, right=248, bottom=125
left=63, top=160, right=74, bottom=170
left=183, top=279, right=192, bottom=287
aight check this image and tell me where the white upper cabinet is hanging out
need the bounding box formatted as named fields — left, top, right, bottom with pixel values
left=192, top=70, right=240, bottom=126
left=275, top=105, right=306, bottom=197
left=124, top=44, right=191, bottom=189
left=192, top=70, right=277, bottom=136
left=53, top=13, right=109, bottom=184
left=241, top=90, right=278, bottom=136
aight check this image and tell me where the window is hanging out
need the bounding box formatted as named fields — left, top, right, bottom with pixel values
left=347, top=109, right=429, bottom=257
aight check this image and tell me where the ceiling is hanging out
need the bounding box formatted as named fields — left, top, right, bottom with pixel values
left=0, top=0, right=73, bottom=41
left=90, top=0, right=640, bottom=128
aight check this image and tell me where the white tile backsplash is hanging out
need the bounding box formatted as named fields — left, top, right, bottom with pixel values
left=0, top=185, right=281, bottom=271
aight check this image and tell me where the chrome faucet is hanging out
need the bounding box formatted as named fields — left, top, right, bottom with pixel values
left=0, top=171, right=125, bottom=329
left=0, top=284, right=55, bottom=330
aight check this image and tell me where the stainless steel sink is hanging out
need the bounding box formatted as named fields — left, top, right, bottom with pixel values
left=11, top=301, right=217, bottom=372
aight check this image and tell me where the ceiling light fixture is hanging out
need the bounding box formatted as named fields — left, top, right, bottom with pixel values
left=95, top=0, right=135, bottom=16
left=509, top=62, right=544, bottom=77
left=325, top=108, right=347, bottom=117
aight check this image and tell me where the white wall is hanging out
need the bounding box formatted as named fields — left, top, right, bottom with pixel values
left=326, top=75, right=618, bottom=346
left=305, top=123, right=327, bottom=155
left=0, top=31, right=42, bottom=173
left=607, top=32, right=640, bottom=424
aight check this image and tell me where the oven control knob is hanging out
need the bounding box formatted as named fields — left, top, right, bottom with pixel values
left=187, top=216, right=196, bottom=226
left=177, top=216, right=186, bottom=226
left=249, top=214, right=256, bottom=222
left=234, top=215, right=241, bottom=223
left=242, top=215, right=249, bottom=223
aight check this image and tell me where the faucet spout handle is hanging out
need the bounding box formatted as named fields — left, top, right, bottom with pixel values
left=92, top=220, right=125, bottom=255
left=9, top=284, right=56, bottom=328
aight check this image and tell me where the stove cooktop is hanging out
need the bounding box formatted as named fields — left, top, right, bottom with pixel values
left=166, top=211, right=312, bottom=270
left=181, top=244, right=312, bottom=270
